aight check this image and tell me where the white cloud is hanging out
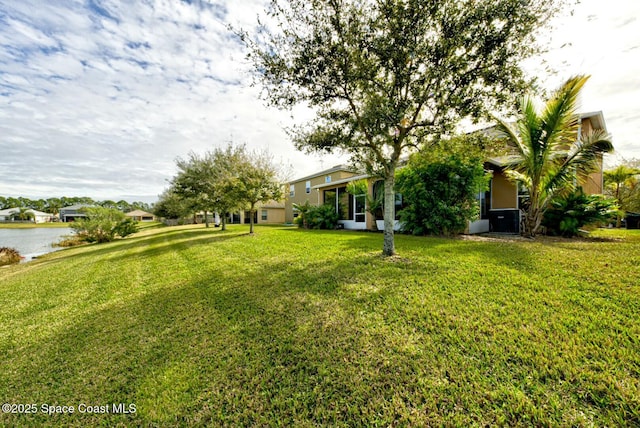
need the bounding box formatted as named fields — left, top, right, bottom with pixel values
left=527, top=0, right=640, bottom=165
left=1, top=0, right=636, bottom=202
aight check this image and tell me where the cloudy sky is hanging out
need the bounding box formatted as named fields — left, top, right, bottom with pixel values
left=1, top=0, right=639, bottom=202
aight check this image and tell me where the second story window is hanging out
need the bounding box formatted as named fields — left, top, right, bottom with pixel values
left=305, top=180, right=311, bottom=193
left=325, top=176, right=332, bottom=183
left=290, top=184, right=295, bottom=197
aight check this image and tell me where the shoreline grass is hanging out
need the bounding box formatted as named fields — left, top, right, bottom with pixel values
left=1, top=225, right=638, bottom=426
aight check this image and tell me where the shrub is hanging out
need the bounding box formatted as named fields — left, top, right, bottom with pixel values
left=0, top=247, right=21, bottom=266
left=113, top=218, right=139, bottom=238
left=54, top=235, right=86, bottom=248
left=70, top=207, right=139, bottom=243
left=396, top=152, right=489, bottom=236
left=293, top=202, right=340, bottom=229
left=542, top=189, right=618, bottom=237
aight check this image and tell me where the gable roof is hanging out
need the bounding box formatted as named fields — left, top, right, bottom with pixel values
left=59, top=204, right=94, bottom=211
left=290, top=164, right=357, bottom=184
left=0, top=207, right=53, bottom=216
left=126, top=209, right=154, bottom=217
left=311, top=173, right=371, bottom=190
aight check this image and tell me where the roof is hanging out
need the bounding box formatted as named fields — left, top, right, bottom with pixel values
left=472, top=110, right=608, bottom=136
left=60, top=204, right=94, bottom=211
left=579, top=111, right=607, bottom=133
left=290, top=164, right=357, bottom=184
left=259, top=201, right=285, bottom=209
left=0, top=207, right=53, bottom=216
left=311, top=174, right=371, bottom=190
left=126, top=209, right=155, bottom=217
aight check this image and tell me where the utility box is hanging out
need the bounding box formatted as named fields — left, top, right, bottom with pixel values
left=626, top=212, right=640, bottom=229
left=489, top=209, right=520, bottom=234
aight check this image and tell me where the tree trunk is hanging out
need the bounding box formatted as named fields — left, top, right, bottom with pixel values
left=523, top=209, right=541, bottom=238
left=249, top=205, right=255, bottom=235
left=221, top=212, right=227, bottom=231
left=205, top=210, right=209, bottom=228
left=615, top=184, right=622, bottom=228
left=383, top=173, right=396, bottom=257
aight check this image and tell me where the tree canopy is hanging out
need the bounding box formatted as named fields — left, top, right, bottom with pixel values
left=243, top=0, right=568, bottom=255
left=168, top=144, right=284, bottom=232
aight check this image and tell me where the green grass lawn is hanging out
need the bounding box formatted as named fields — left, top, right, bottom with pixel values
left=0, top=225, right=638, bottom=426
left=0, top=222, right=71, bottom=229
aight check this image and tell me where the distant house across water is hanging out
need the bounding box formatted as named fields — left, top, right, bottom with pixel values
left=59, top=204, right=93, bottom=222
left=0, top=208, right=56, bottom=223
left=125, top=210, right=156, bottom=222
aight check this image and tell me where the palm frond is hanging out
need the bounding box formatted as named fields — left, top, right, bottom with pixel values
left=518, top=96, right=541, bottom=157
left=493, top=115, right=527, bottom=160
left=541, top=75, right=587, bottom=150
left=503, top=170, right=531, bottom=188
left=565, top=129, right=613, bottom=176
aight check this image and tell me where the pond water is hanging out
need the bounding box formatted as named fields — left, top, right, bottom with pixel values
left=0, top=228, right=73, bottom=261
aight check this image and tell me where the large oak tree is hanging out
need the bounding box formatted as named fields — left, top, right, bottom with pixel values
left=243, top=0, right=567, bottom=255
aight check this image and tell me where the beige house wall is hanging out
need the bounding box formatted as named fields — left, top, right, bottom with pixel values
left=580, top=153, right=604, bottom=195
left=491, top=171, right=518, bottom=209
left=257, top=206, right=285, bottom=224
left=578, top=118, right=604, bottom=195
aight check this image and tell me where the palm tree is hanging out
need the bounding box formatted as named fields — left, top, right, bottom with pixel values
left=604, top=165, right=640, bottom=227
left=46, top=198, right=62, bottom=216
left=495, top=75, right=614, bottom=237
left=10, top=207, right=35, bottom=222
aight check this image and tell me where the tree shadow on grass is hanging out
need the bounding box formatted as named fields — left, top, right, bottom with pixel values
left=1, top=254, right=408, bottom=426
left=280, top=227, right=539, bottom=276
left=45, top=227, right=247, bottom=265
left=2, top=236, right=634, bottom=427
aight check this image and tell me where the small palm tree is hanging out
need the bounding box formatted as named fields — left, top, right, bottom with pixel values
left=495, top=75, right=614, bottom=237
left=604, top=165, right=640, bottom=226
left=10, top=207, right=35, bottom=222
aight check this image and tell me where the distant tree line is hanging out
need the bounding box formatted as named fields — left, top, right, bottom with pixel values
left=0, top=196, right=152, bottom=215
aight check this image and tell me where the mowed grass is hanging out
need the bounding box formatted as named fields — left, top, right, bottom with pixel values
left=0, top=225, right=638, bottom=427
left=0, top=222, right=71, bottom=229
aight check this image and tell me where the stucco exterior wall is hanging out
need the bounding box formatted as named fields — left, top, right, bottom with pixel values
left=491, top=171, right=518, bottom=209
left=257, top=207, right=285, bottom=224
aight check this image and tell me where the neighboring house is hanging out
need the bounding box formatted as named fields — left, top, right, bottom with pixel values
left=59, top=204, right=93, bottom=222
left=125, top=210, right=156, bottom=222
left=285, top=164, right=361, bottom=224
left=0, top=208, right=56, bottom=223
left=285, top=112, right=610, bottom=234
left=225, top=201, right=286, bottom=225
left=285, top=164, right=401, bottom=231
left=162, top=202, right=286, bottom=226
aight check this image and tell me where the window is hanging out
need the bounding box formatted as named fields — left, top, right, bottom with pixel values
left=478, top=181, right=491, bottom=220
left=394, top=193, right=403, bottom=220
left=261, top=210, right=268, bottom=221
left=324, top=189, right=337, bottom=207
left=355, top=194, right=366, bottom=222
left=325, top=175, right=332, bottom=183
left=338, top=187, right=351, bottom=220
left=289, top=184, right=295, bottom=197
left=517, top=182, right=529, bottom=211
left=305, top=180, right=311, bottom=194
